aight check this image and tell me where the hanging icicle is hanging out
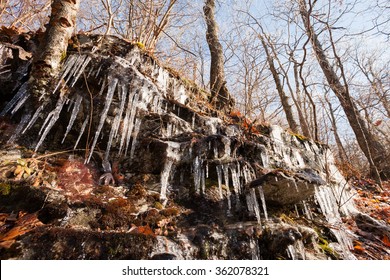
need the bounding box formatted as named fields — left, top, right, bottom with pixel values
left=193, top=156, right=203, bottom=194
left=105, top=84, right=127, bottom=161
left=62, top=94, right=83, bottom=143
left=0, top=82, right=29, bottom=116
left=129, top=118, right=142, bottom=160
left=87, top=76, right=118, bottom=163
left=35, top=96, right=66, bottom=151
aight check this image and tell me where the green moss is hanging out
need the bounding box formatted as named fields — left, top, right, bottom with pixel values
left=154, top=201, right=164, bottom=210
left=0, top=182, right=12, bottom=195
left=135, top=42, right=145, bottom=50
left=317, top=236, right=340, bottom=259
left=279, top=213, right=295, bottom=224
left=289, top=132, right=309, bottom=142
left=60, top=51, right=67, bottom=62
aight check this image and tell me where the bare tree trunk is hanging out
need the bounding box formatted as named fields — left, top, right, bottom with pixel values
left=259, top=34, right=299, bottom=133
left=298, top=0, right=389, bottom=180
left=30, top=0, right=80, bottom=101
left=325, top=97, right=348, bottom=162
left=299, top=35, right=319, bottom=141
left=292, top=58, right=311, bottom=138
left=203, top=0, right=234, bottom=112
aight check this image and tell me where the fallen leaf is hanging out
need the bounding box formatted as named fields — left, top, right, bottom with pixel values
left=353, top=245, right=365, bottom=252
left=382, top=235, right=390, bottom=247
left=0, top=212, right=43, bottom=248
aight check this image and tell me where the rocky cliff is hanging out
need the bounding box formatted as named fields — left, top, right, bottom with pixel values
left=0, top=35, right=389, bottom=260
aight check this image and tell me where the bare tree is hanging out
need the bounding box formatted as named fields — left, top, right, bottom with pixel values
left=203, top=0, right=234, bottom=112
left=324, top=92, right=348, bottom=162
left=0, top=0, right=51, bottom=31
left=258, top=32, right=299, bottom=134
left=30, top=0, right=80, bottom=100
left=298, top=0, right=389, bottom=180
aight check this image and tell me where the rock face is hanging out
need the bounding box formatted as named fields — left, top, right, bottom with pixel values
left=0, top=35, right=387, bottom=260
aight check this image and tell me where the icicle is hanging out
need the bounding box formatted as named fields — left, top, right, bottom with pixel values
left=294, top=204, right=300, bottom=217
left=242, top=163, right=255, bottom=185
left=118, top=89, right=136, bottom=154
left=230, top=164, right=241, bottom=195
left=35, top=96, right=66, bottom=151
left=166, top=122, right=173, bottom=137
left=62, top=94, right=82, bottom=143
left=11, top=91, right=29, bottom=115
left=0, top=82, right=29, bottom=116
left=293, top=180, right=299, bottom=192
left=159, top=141, right=182, bottom=204
left=287, top=245, right=296, bottom=260
left=53, top=55, right=78, bottom=93
left=63, top=55, right=85, bottom=88
left=71, top=55, right=92, bottom=87
left=216, top=165, right=223, bottom=199
left=222, top=165, right=230, bottom=193
left=87, top=77, right=118, bottom=163
left=129, top=118, right=142, bottom=160
left=221, top=136, right=231, bottom=158
left=302, top=200, right=313, bottom=220
left=246, top=188, right=261, bottom=225
left=152, top=94, right=161, bottom=113
left=160, top=160, right=174, bottom=203
left=222, top=164, right=232, bottom=211
left=249, top=237, right=261, bottom=260
left=270, top=125, right=284, bottom=144
left=294, top=150, right=305, bottom=168
left=260, top=151, right=269, bottom=168
left=74, top=116, right=89, bottom=149
left=156, top=66, right=170, bottom=90
left=201, top=167, right=206, bottom=194
left=98, top=78, right=106, bottom=96
left=22, top=103, right=46, bottom=134
left=8, top=112, right=31, bottom=143
left=86, top=64, right=94, bottom=78
left=205, top=162, right=209, bottom=178
left=193, top=156, right=202, bottom=194
left=191, top=113, right=196, bottom=129
left=257, top=186, right=268, bottom=220
left=314, top=185, right=356, bottom=259
left=95, top=64, right=103, bottom=78
left=124, top=93, right=140, bottom=155
left=297, top=240, right=306, bottom=260
left=114, top=84, right=128, bottom=139
left=213, top=144, right=219, bottom=159
left=303, top=141, right=312, bottom=153
left=104, top=84, right=127, bottom=160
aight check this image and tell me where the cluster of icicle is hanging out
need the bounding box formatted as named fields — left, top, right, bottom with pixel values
left=159, top=133, right=269, bottom=224
left=269, top=125, right=357, bottom=259
left=1, top=46, right=358, bottom=259
left=0, top=51, right=180, bottom=167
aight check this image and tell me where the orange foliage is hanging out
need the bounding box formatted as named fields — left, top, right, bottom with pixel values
left=353, top=245, right=365, bottom=252
left=0, top=212, right=43, bottom=249
left=130, top=225, right=155, bottom=237
left=382, top=236, right=390, bottom=247
left=243, top=119, right=259, bottom=134
left=229, top=110, right=242, bottom=118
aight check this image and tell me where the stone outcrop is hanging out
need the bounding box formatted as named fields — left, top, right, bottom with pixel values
left=0, top=35, right=388, bottom=260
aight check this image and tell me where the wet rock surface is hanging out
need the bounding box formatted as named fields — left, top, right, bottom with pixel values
left=0, top=35, right=389, bottom=260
